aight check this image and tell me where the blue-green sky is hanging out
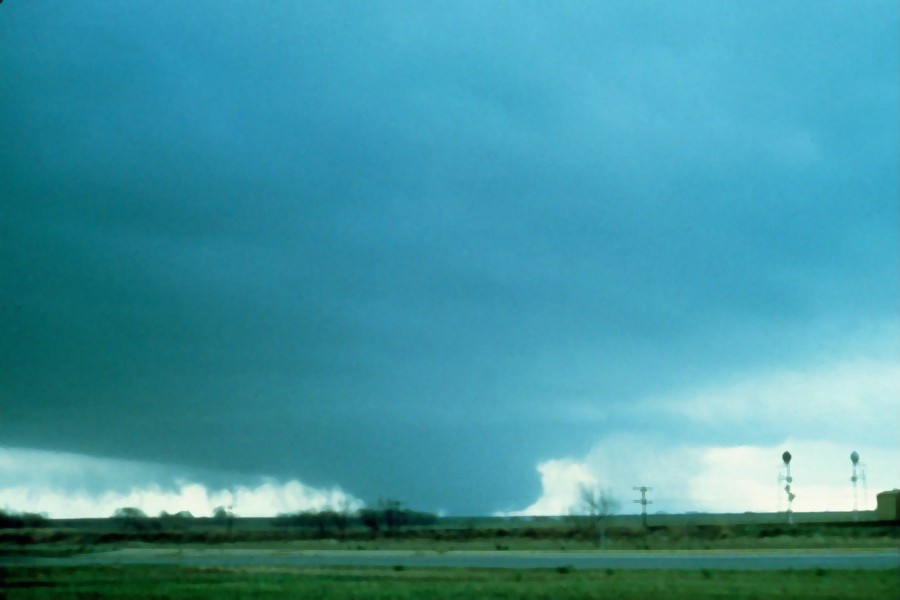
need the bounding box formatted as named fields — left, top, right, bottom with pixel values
left=1, top=1, right=897, bottom=517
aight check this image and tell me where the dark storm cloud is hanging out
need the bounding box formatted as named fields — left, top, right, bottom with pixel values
left=1, top=1, right=897, bottom=513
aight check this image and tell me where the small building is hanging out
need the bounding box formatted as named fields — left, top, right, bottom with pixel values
left=875, top=489, right=900, bottom=522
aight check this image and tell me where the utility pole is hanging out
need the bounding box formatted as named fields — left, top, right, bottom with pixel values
left=633, top=486, right=652, bottom=528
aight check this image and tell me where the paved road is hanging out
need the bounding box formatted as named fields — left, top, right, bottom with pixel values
left=4, top=550, right=898, bottom=570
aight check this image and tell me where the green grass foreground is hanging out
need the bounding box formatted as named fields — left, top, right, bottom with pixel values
left=1, top=565, right=898, bottom=599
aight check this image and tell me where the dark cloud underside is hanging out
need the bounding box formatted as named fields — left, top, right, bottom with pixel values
left=1, top=1, right=897, bottom=513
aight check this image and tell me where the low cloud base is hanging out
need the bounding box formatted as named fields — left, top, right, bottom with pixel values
left=0, top=447, right=361, bottom=518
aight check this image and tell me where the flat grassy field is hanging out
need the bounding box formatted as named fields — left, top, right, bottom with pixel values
left=4, top=520, right=897, bottom=556
left=5, top=535, right=898, bottom=559
left=2, top=565, right=897, bottom=599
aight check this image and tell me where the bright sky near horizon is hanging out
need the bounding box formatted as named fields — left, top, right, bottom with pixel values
left=1, top=1, right=898, bottom=518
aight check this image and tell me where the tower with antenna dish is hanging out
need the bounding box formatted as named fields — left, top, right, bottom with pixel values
left=850, top=450, right=867, bottom=519
left=778, top=451, right=795, bottom=524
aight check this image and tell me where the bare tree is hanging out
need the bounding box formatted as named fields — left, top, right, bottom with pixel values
left=576, top=485, right=620, bottom=550
left=330, top=499, right=353, bottom=537
left=379, top=498, right=406, bottom=536
left=113, top=507, right=148, bottom=520
left=212, top=505, right=235, bottom=534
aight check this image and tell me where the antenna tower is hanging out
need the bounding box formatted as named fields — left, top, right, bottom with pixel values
left=850, top=451, right=868, bottom=518
left=633, top=486, right=652, bottom=528
left=778, top=451, right=795, bottom=524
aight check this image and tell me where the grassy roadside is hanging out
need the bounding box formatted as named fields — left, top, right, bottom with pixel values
left=2, top=565, right=898, bottom=599
left=3, top=523, right=898, bottom=557
left=2, top=537, right=897, bottom=559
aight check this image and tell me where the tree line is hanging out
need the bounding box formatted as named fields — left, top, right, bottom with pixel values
left=0, top=508, right=47, bottom=529
left=99, top=499, right=438, bottom=537
left=274, top=499, right=438, bottom=536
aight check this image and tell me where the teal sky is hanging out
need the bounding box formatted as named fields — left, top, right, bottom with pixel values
left=1, top=1, right=897, bottom=516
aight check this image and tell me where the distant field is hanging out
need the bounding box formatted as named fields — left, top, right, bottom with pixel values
left=2, top=512, right=897, bottom=556
left=2, top=565, right=897, bottom=599
left=4, top=514, right=897, bottom=597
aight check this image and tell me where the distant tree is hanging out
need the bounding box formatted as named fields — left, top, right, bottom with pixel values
left=273, top=512, right=292, bottom=528
left=273, top=508, right=340, bottom=536
left=112, top=507, right=158, bottom=532
left=379, top=498, right=407, bottom=536
left=326, top=500, right=353, bottom=537
left=574, top=486, right=620, bottom=550
left=358, top=508, right=381, bottom=536
left=113, top=507, right=148, bottom=519
left=310, top=510, right=332, bottom=536
left=212, top=505, right=235, bottom=534
left=0, top=509, right=48, bottom=529
left=403, top=508, right=439, bottom=527
left=354, top=500, right=438, bottom=538
left=159, top=510, right=194, bottom=530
